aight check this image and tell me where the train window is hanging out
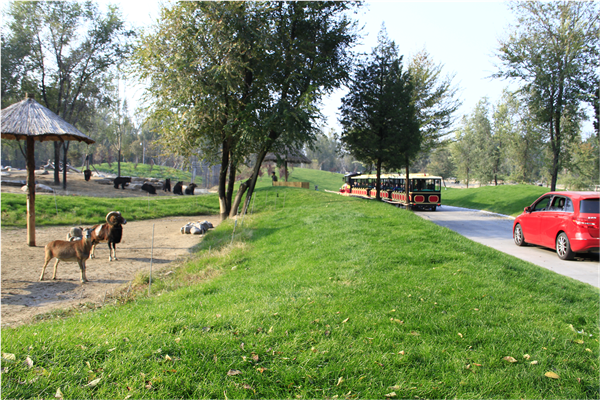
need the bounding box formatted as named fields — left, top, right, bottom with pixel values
left=411, top=179, right=437, bottom=191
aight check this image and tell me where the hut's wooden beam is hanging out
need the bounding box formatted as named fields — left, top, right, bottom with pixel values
left=26, top=136, right=36, bottom=246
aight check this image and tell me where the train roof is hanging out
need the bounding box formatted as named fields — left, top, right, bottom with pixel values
left=350, top=173, right=443, bottom=180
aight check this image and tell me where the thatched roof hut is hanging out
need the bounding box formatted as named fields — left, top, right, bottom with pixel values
left=1, top=96, right=94, bottom=144
left=263, top=147, right=312, bottom=181
left=1, top=94, right=94, bottom=246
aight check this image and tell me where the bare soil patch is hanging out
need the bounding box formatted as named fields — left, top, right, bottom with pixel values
left=1, top=170, right=220, bottom=328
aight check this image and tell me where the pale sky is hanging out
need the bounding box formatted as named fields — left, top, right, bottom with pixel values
left=111, top=1, right=594, bottom=136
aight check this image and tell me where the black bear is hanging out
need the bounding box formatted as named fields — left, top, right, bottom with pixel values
left=173, top=181, right=183, bottom=195
left=141, top=182, right=157, bottom=194
left=113, top=176, right=131, bottom=189
left=162, top=178, right=171, bottom=192
left=185, top=183, right=197, bottom=195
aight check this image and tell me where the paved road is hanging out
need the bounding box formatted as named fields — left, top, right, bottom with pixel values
left=414, top=205, right=599, bottom=288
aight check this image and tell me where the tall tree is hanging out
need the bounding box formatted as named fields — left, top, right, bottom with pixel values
left=494, top=1, right=599, bottom=191
left=408, top=49, right=461, bottom=155
left=134, top=1, right=267, bottom=220
left=563, top=134, right=599, bottom=190
left=234, top=2, right=359, bottom=217
left=427, top=145, right=455, bottom=182
left=305, top=130, right=340, bottom=171
left=494, top=90, right=544, bottom=184
left=2, top=1, right=133, bottom=186
left=339, top=28, right=421, bottom=201
left=136, top=2, right=358, bottom=219
left=451, top=115, right=478, bottom=188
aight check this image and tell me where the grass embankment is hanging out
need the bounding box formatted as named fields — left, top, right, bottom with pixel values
left=442, top=185, right=550, bottom=216
left=0, top=193, right=220, bottom=227
left=2, top=187, right=598, bottom=399
left=279, top=168, right=345, bottom=192
left=93, top=163, right=193, bottom=182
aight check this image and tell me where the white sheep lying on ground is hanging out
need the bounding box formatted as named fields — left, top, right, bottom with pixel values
left=66, top=226, right=83, bottom=241
left=180, top=220, right=213, bottom=235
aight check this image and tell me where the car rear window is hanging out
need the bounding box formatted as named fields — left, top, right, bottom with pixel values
left=580, top=199, right=599, bottom=214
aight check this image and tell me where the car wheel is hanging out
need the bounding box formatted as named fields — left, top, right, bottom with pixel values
left=513, top=223, right=526, bottom=246
left=556, top=232, right=575, bottom=260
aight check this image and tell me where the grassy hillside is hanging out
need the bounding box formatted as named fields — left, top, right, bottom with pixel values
left=249, top=167, right=344, bottom=192
left=3, top=187, right=598, bottom=399
left=93, top=163, right=193, bottom=182
left=284, top=168, right=345, bottom=191
left=441, top=185, right=551, bottom=216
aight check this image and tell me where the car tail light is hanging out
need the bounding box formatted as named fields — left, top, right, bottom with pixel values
left=573, top=218, right=597, bottom=227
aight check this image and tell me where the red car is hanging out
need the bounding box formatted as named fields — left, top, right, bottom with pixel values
left=513, top=191, right=600, bottom=260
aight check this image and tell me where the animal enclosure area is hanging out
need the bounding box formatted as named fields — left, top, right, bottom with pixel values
left=1, top=170, right=220, bottom=327
left=0, top=169, right=196, bottom=198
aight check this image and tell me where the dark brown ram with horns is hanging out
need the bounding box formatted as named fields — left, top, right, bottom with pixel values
left=90, top=211, right=127, bottom=261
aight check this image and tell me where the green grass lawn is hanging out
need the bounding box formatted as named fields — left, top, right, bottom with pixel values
left=279, top=168, right=346, bottom=192
left=441, top=185, right=551, bottom=216
left=2, top=187, right=598, bottom=399
left=0, top=193, right=220, bottom=227
left=92, top=163, right=193, bottom=182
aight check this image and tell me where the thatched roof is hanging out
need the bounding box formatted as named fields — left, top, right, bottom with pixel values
left=264, top=148, right=312, bottom=164
left=1, top=96, right=94, bottom=144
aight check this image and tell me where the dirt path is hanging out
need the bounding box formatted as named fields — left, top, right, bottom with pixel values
left=1, top=169, right=220, bottom=328
left=1, top=216, right=220, bottom=328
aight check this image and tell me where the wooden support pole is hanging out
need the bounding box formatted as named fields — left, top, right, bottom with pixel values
left=26, top=136, right=36, bottom=247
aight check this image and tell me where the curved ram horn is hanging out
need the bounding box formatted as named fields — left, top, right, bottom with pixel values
left=106, top=211, right=121, bottom=225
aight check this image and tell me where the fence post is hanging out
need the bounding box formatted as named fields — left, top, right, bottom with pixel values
left=149, top=224, right=155, bottom=296
left=231, top=219, right=238, bottom=246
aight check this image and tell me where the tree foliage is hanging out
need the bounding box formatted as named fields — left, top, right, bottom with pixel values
left=339, top=28, right=420, bottom=200
left=1, top=1, right=134, bottom=185
left=134, top=1, right=358, bottom=219
left=563, top=134, right=599, bottom=190
left=451, top=106, right=484, bottom=188
left=427, top=145, right=455, bottom=181
left=493, top=90, right=544, bottom=184
left=494, top=1, right=599, bottom=190
left=408, top=49, right=461, bottom=154
left=235, top=1, right=359, bottom=216
left=134, top=1, right=265, bottom=219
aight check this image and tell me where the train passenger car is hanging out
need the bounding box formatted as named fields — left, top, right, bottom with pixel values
left=343, top=173, right=442, bottom=210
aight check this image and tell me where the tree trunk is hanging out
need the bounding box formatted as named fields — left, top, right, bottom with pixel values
left=238, top=148, right=271, bottom=218
left=405, top=160, right=410, bottom=209
left=218, top=140, right=231, bottom=221
left=230, top=179, right=252, bottom=218
left=238, top=130, right=279, bottom=217
left=27, top=137, right=36, bottom=246
left=226, top=157, right=237, bottom=214
left=117, top=148, right=122, bottom=177
left=53, top=142, right=61, bottom=184
left=62, top=141, right=70, bottom=190
left=375, top=159, right=382, bottom=200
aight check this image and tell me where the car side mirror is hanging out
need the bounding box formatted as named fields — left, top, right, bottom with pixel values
left=524, top=206, right=531, bottom=213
